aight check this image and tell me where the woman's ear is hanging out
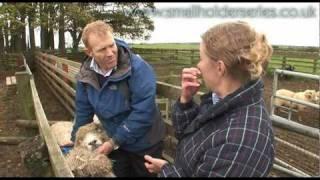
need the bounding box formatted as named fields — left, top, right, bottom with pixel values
left=217, top=60, right=226, bottom=76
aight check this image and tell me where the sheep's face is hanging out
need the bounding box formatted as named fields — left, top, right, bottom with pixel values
left=75, top=123, right=110, bottom=151
left=304, top=90, right=320, bottom=104
left=304, top=90, right=316, bottom=101
left=82, top=132, right=104, bottom=151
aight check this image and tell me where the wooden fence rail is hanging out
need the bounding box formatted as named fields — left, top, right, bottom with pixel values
left=16, top=53, right=74, bottom=177
left=132, top=48, right=320, bottom=74
left=44, top=47, right=320, bottom=75
left=0, top=53, right=24, bottom=71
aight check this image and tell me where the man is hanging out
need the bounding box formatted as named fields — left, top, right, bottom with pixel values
left=70, top=20, right=165, bottom=177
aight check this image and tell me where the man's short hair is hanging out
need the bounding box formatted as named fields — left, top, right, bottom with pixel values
left=82, top=20, right=114, bottom=48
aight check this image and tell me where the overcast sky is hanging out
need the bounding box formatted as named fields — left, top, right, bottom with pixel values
left=33, top=2, right=319, bottom=48
left=127, top=2, right=319, bottom=47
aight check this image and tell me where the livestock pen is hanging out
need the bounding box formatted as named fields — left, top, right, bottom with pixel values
left=0, top=51, right=319, bottom=177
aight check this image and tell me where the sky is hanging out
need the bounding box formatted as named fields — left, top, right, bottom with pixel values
left=32, top=2, right=319, bottom=48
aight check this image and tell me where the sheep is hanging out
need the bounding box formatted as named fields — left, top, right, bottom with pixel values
left=49, top=115, right=101, bottom=146
left=274, top=89, right=319, bottom=121
left=66, top=122, right=114, bottom=177
left=50, top=121, right=73, bottom=146
left=65, top=147, right=114, bottom=177
left=291, top=90, right=317, bottom=112
left=274, top=89, right=296, bottom=109
left=50, top=119, right=115, bottom=177
left=311, top=91, right=320, bottom=104
left=73, top=122, right=110, bottom=151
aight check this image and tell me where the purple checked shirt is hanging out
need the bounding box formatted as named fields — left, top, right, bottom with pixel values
left=159, top=79, right=274, bottom=177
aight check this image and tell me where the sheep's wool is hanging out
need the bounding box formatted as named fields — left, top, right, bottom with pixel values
left=66, top=147, right=114, bottom=177
left=50, top=121, right=73, bottom=146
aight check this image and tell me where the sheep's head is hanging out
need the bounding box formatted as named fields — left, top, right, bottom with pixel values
left=313, top=91, right=320, bottom=104
left=303, top=89, right=320, bottom=104
left=304, top=90, right=316, bottom=102
left=75, top=123, right=110, bottom=151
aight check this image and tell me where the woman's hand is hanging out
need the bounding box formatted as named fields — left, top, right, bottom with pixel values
left=180, top=67, right=202, bottom=103
left=144, top=155, right=168, bottom=174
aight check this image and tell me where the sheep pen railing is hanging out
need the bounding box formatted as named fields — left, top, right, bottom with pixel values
left=33, top=51, right=319, bottom=177
left=43, top=47, right=320, bottom=75
left=13, top=54, right=74, bottom=177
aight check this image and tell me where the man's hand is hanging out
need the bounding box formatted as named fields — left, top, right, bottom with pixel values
left=95, top=141, right=113, bottom=155
left=180, top=67, right=202, bottom=103
left=144, top=155, right=168, bottom=174
left=60, top=140, right=74, bottom=147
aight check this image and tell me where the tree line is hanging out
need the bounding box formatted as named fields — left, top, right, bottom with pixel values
left=0, top=2, right=155, bottom=55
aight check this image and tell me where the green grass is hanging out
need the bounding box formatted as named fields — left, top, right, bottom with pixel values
left=63, top=43, right=319, bottom=74
left=131, top=43, right=199, bottom=49
left=131, top=43, right=319, bottom=74
left=131, top=43, right=318, bottom=52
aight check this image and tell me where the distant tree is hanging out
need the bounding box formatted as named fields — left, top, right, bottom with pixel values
left=0, top=3, right=5, bottom=53
left=92, top=3, right=155, bottom=41
left=0, top=3, right=34, bottom=52
left=64, top=2, right=155, bottom=52
left=64, top=3, right=94, bottom=52
left=58, top=3, right=66, bottom=55
left=0, top=2, right=155, bottom=53
left=26, top=2, right=36, bottom=50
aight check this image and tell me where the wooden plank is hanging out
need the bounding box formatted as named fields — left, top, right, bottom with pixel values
left=156, top=81, right=204, bottom=103
left=37, top=60, right=76, bottom=97
left=11, top=76, right=16, bottom=84
left=29, top=78, right=74, bottom=177
left=16, top=119, right=72, bottom=128
left=39, top=67, right=75, bottom=109
left=4, top=76, right=17, bottom=85
left=6, top=76, right=11, bottom=85
left=273, top=51, right=319, bottom=59
left=37, top=52, right=81, bottom=68
left=15, top=72, right=35, bottom=120
left=37, top=57, right=76, bottom=84
left=39, top=68, right=75, bottom=117
left=0, top=136, right=29, bottom=145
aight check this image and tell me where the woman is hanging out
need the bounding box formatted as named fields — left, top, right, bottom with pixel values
left=144, top=21, right=275, bottom=177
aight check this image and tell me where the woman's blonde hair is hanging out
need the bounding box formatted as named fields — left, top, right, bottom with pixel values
left=201, top=21, right=273, bottom=82
left=82, top=20, right=114, bottom=48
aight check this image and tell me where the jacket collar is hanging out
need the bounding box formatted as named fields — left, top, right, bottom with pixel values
left=183, top=78, right=264, bottom=136
left=76, top=40, right=132, bottom=90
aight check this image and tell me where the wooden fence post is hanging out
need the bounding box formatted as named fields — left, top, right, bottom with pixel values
left=15, top=71, right=35, bottom=120
left=281, top=56, right=287, bottom=69
left=62, top=64, right=69, bottom=83
left=313, top=59, right=317, bottom=74
left=191, top=50, right=194, bottom=65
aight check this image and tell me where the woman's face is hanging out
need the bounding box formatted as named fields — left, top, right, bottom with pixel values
left=197, top=42, right=222, bottom=92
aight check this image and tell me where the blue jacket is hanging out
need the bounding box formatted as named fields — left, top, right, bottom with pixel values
left=71, top=39, right=165, bottom=152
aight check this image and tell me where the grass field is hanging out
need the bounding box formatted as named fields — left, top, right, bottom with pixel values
left=130, top=43, right=319, bottom=51
left=63, top=44, right=319, bottom=74
left=131, top=43, right=320, bottom=73
left=131, top=43, right=199, bottom=49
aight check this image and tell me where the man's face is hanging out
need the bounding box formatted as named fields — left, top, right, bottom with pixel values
left=86, top=31, right=118, bottom=72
